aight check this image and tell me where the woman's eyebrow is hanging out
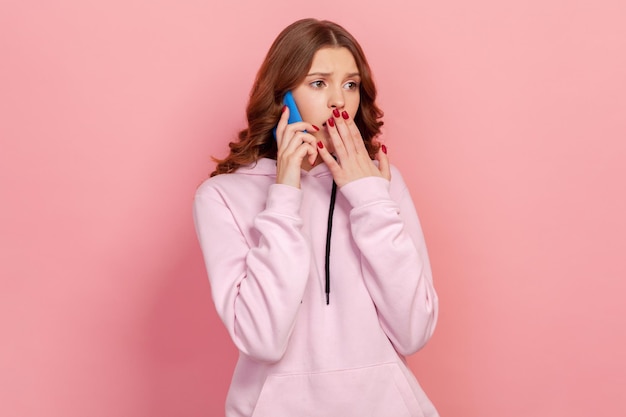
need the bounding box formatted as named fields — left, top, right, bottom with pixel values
left=306, top=71, right=361, bottom=77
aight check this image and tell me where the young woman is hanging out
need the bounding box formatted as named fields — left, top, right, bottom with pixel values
left=193, top=18, right=439, bottom=417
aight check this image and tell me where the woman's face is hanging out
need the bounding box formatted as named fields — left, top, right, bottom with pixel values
left=291, top=47, right=361, bottom=146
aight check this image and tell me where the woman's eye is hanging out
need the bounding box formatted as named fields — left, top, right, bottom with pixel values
left=344, top=81, right=359, bottom=90
left=310, top=80, right=325, bottom=88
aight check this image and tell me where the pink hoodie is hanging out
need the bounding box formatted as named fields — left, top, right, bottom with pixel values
left=193, top=158, right=439, bottom=417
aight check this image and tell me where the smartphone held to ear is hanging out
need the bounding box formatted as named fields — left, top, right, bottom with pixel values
left=273, top=91, right=303, bottom=140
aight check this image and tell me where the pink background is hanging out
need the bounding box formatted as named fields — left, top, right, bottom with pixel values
left=1, top=0, right=625, bottom=416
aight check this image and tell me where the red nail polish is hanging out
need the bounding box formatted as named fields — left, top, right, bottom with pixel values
left=333, top=108, right=340, bottom=118
left=328, top=117, right=335, bottom=127
left=317, top=141, right=324, bottom=149
left=282, top=105, right=287, bottom=113
left=312, top=125, right=320, bottom=131
left=341, top=111, right=349, bottom=120
left=382, top=144, right=387, bottom=154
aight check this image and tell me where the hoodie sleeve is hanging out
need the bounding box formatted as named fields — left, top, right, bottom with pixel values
left=339, top=167, right=438, bottom=356
left=193, top=182, right=310, bottom=363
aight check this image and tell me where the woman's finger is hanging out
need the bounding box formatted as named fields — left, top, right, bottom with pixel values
left=332, top=109, right=358, bottom=155
left=275, top=106, right=290, bottom=148
left=280, top=122, right=319, bottom=149
left=375, top=143, right=391, bottom=181
left=316, top=139, right=341, bottom=174
left=325, top=116, right=348, bottom=160
left=341, top=110, right=369, bottom=154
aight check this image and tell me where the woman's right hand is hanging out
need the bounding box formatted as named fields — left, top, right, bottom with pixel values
left=275, top=106, right=319, bottom=188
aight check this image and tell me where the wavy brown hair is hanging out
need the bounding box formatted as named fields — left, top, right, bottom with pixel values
left=211, top=18, right=384, bottom=177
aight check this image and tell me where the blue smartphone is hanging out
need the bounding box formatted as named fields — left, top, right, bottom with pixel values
left=273, top=91, right=303, bottom=140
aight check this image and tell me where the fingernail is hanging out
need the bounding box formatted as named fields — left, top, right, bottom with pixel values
left=282, top=105, right=287, bottom=113
left=328, top=117, right=335, bottom=127
left=333, top=108, right=340, bottom=118
left=317, top=141, right=324, bottom=149
left=341, top=111, right=349, bottom=120
left=312, top=125, right=320, bottom=131
left=382, top=144, right=387, bottom=154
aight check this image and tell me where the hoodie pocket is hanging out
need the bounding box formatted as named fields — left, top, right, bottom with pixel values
left=250, top=362, right=424, bottom=417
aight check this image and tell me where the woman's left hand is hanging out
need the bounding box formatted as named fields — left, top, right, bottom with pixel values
left=316, top=109, right=391, bottom=187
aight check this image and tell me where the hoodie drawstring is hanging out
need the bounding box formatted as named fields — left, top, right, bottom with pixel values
left=324, top=180, right=338, bottom=305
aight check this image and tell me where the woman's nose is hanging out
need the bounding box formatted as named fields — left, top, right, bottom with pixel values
left=327, top=88, right=345, bottom=110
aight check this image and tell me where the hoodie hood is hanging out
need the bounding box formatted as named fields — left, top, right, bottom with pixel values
left=235, top=157, right=334, bottom=179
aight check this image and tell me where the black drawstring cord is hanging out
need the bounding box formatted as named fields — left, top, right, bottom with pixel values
left=324, top=180, right=338, bottom=305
